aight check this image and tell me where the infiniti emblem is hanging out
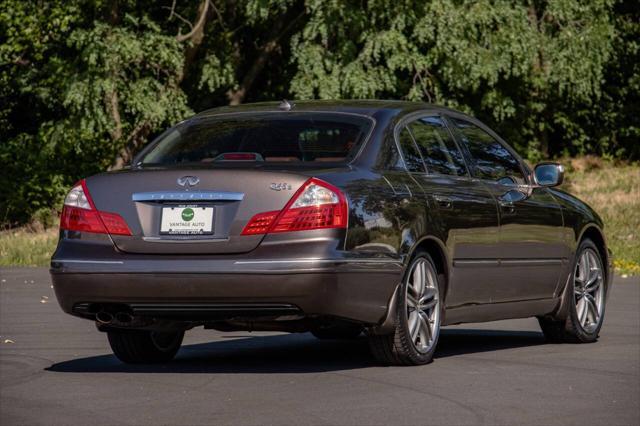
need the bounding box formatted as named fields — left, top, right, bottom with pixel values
left=177, top=176, right=200, bottom=188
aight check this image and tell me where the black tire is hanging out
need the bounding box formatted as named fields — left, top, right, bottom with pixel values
left=311, top=323, right=363, bottom=340
left=368, top=251, right=444, bottom=366
left=107, top=330, right=184, bottom=364
left=538, top=238, right=607, bottom=343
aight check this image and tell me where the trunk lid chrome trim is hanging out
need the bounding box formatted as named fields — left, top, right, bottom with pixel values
left=132, top=191, right=244, bottom=202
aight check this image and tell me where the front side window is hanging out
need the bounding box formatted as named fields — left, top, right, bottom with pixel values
left=141, top=113, right=373, bottom=165
left=397, top=127, right=426, bottom=173
left=408, top=116, right=467, bottom=176
left=450, top=118, right=525, bottom=184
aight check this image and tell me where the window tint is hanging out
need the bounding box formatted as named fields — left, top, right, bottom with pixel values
left=397, top=127, right=425, bottom=173
left=141, top=113, right=372, bottom=165
left=379, top=136, right=405, bottom=171
left=450, top=118, right=525, bottom=184
left=408, top=116, right=467, bottom=176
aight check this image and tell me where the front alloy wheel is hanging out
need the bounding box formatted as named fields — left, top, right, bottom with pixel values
left=369, top=252, right=443, bottom=365
left=538, top=238, right=607, bottom=343
left=573, top=248, right=605, bottom=333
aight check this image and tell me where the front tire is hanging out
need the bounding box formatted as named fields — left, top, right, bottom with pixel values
left=107, top=330, right=184, bottom=364
left=538, top=239, right=607, bottom=343
left=368, top=252, right=443, bottom=365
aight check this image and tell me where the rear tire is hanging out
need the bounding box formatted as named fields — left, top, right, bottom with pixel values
left=368, top=251, right=443, bottom=366
left=311, top=323, right=363, bottom=340
left=538, top=239, right=607, bottom=343
left=107, top=330, right=184, bottom=364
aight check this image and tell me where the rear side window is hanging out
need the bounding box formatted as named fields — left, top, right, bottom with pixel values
left=450, top=118, right=525, bottom=184
left=408, top=116, right=467, bottom=176
left=397, top=128, right=426, bottom=173
left=378, top=136, right=405, bottom=171
left=141, top=113, right=373, bottom=165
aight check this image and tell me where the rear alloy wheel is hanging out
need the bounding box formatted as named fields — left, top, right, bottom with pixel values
left=107, top=330, right=184, bottom=364
left=369, top=252, right=442, bottom=365
left=538, top=239, right=606, bottom=343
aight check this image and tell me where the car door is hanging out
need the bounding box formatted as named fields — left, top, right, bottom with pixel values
left=446, top=115, right=566, bottom=302
left=344, top=127, right=426, bottom=257
left=399, top=115, right=502, bottom=308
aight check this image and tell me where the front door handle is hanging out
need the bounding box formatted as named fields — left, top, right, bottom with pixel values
left=434, top=195, right=453, bottom=209
left=499, top=201, right=515, bottom=214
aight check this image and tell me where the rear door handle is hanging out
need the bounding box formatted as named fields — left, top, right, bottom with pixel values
left=434, top=195, right=453, bottom=209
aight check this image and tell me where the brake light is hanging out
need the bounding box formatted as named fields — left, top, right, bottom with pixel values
left=241, top=178, right=347, bottom=235
left=222, top=153, right=258, bottom=161
left=60, top=180, right=132, bottom=236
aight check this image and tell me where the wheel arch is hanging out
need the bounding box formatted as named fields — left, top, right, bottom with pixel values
left=371, top=234, right=450, bottom=335
left=408, top=236, right=451, bottom=300
left=552, top=223, right=612, bottom=321
left=577, top=224, right=610, bottom=285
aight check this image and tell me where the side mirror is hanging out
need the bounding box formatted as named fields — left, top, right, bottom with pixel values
left=534, top=162, right=564, bottom=187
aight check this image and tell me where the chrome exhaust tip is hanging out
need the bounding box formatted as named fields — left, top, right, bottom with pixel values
left=96, top=311, right=114, bottom=324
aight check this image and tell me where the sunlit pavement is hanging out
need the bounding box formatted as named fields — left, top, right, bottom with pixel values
left=1, top=267, right=638, bottom=425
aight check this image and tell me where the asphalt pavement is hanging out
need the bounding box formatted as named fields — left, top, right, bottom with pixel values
left=1, top=267, right=638, bottom=425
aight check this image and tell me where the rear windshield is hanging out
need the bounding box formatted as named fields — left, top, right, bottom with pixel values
left=140, top=113, right=373, bottom=165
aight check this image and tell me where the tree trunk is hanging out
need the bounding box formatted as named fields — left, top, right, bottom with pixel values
left=110, top=0, right=210, bottom=169
left=179, top=0, right=210, bottom=82
left=226, top=10, right=304, bottom=105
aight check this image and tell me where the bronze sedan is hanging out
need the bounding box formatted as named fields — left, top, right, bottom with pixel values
left=51, top=100, right=612, bottom=365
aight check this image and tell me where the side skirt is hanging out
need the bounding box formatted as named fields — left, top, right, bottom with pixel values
left=443, top=297, right=560, bottom=326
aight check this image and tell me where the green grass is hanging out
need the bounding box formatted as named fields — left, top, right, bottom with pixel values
left=1, top=158, right=638, bottom=274
left=563, top=158, right=640, bottom=276
left=0, top=225, right=58, bottom=267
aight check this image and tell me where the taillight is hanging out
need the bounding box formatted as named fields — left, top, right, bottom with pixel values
left=60, top=180, right=131, bottom=236
left=241, top=210, right=280, bottom=235
left=242, top=178, right=347, bottom=235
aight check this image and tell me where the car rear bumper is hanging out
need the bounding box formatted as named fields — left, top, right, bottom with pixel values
left=50, top=256, right=403, bottom=325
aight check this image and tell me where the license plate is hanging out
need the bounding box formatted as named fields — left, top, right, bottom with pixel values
left=160, top=205, right=214, bottom=235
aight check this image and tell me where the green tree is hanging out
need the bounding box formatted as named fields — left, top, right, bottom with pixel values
left=0, top=0, right=637, bottom=226
left=290, top=0, right=616, bottom=160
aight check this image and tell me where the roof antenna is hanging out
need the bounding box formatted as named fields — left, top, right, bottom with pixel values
left=278, top=99, right=293, bottom=111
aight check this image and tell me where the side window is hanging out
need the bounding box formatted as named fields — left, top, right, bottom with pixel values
left=378, top=136, right=405, bottom=171
left=397, top=127, right=426, bottom=173
left=408, top=116, right=467, bottom=176
left=450, top=118, right=525, bottom=184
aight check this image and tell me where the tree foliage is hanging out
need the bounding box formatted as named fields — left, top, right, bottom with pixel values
left=1, top=0, right=638, bottom=225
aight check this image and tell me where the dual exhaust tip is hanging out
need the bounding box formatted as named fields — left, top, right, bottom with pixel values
left=91, top=305, right=133, bottom=325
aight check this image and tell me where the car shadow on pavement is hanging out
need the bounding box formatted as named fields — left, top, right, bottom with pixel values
left=45, top=328, right=546, bottom=374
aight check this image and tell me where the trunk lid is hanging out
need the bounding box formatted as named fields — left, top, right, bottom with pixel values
left=85, top=168, right=311, bottom=254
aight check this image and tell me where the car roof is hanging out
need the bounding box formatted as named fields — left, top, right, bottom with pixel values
left=195, top=99, right=458, bottom=119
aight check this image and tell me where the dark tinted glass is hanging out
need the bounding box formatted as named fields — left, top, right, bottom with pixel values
left=450, top=118, right=525, bottom=184
left=142, top=113, right=372, bottom=165
left=397, top=128, right=425, bottom=173
left=379, top=136, right=405, bottom=171
left=408, top=116, right=467, bottom=176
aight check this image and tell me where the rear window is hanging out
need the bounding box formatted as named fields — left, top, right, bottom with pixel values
left=140, top=113, right=373, bottom=165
